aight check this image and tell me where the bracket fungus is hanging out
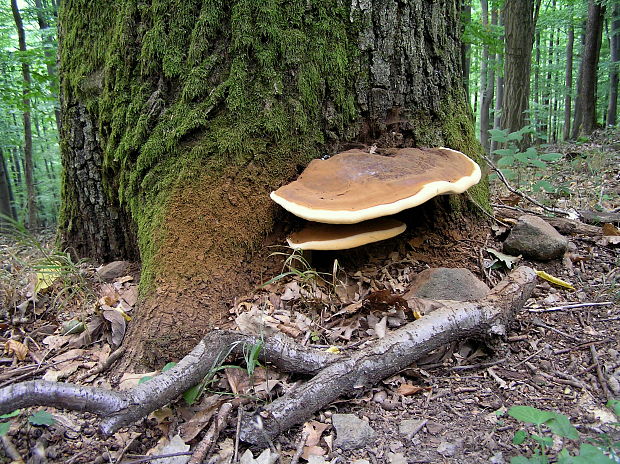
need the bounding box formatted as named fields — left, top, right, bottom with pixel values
left=271, top=147, right=481, bottom=250
left=287, top=217, right=407, bottom=250
left=271, top=148, right=481, bottom=224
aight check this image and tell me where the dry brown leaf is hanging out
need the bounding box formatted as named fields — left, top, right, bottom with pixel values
left=301, top=445, right=326, bottom=460
left=602, top=223, right=620, bottom=236
left=5, top=339, right=28, bottom=360
left=226, top=367, right=250, bottom=395
left=179, top=395, right=224, bottom=441
left=396, top=383, right=431, bottom=396
left=303, top=420, right=330, bottom=447
left=120, top=285, right=139, bottom=307
left=103, top=309, right=126, bottom=347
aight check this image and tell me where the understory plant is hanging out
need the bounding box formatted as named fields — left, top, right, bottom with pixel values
left=489, top=126, right=563, bottom=193
left=507, top=401, right=620, bottom=463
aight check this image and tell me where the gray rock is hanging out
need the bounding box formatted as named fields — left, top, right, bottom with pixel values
left=399, top=419, right=426, bottom=440
left=503, top=215, right=568, bottom=261
left=332, top=414, right=376, bottom=451
left=97, top=261, right=131, bottom=281
left=404, top=268, right=490, bottom=301
left=437, top=440, right=459, bottom=457
left=387, top=452, right=407, bottom=464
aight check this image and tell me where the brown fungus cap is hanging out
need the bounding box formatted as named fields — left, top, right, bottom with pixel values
left=287, top=217, right=407, bottom=250
left=271, top=147, right=481, bottom=224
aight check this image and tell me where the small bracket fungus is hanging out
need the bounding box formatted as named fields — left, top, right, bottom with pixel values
left=287, top=218, right=407, bottom=250
left=271, top=148, right=481, bottom=224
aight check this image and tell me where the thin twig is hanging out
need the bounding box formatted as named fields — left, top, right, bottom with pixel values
left=590, top=345, right=613, bottom=402
left=77, top=346, right=126, bottom=382
left=188, top=402, right=233, bottom=464
left=1, top=434, right=24, bottom=463
left=122, top=452, right=193, bottom=464
left=482, top=155, right=571, bottom=216
left=527, top=302, right=613, bottom=313
left=234, top=405, right=243, bottom=464
left=290, top=429, right=310, bottom=464
left=553, top=337, right=615, bottom=355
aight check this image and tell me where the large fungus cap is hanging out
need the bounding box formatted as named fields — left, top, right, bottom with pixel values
left=271, top=147, right=481, bottom=224
left=287, top=217, right=407, bottom=250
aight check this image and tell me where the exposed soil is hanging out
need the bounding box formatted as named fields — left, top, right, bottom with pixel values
left=0, top=131, right=618, bottom=464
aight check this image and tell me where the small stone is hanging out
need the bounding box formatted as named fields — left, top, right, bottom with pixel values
left=489, top=451, right=505, bottom=464
left=387, top=452, right=407, bottom=464
left=351, top=460, right=371, bottom=464
left=373, top=390, right=388, bottom=403
left=97, top=261, right=131, bottom=281
left=333, top=414, right=376, bottom=451
left=437, top=441, right=458, bottom=457
left=381, top=400, right=399, bottom=411
left=503, top=215, right=568, bottom=261
left=608, top=376, right=620, bottom=396
left=404, top=268, right=490, bottom=302
left=399, top=419, right=426, bottom=440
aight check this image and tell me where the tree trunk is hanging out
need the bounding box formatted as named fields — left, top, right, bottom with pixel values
left=461, top=0, right=472, bottom=98
left=572, top=0, right=606, bottom=137
left=0, top=148, right=16, bottom=229
left=479, top=0, right=491, bottom=153
left=563, top=21, right=574, bottom=140
left=491, top=11, right=503, bottom=155
left=500, top=0, right=540, bottom=139
left=58, top=0, right=487, bottom=366
left=11, top=0, right=38, bottom=230
left=607, top=2, right=620, bottom=126
left=34, top=0, right=61, bottom=133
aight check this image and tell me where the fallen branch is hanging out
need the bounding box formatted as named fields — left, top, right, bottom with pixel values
left=239, top=266, right=537, bottom=444
left=0, top=267, right=536, bottom=445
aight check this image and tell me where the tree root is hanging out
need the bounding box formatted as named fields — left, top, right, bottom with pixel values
left=0, top=267, right=536, bottom=445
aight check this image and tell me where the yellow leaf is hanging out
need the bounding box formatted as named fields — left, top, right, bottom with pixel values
left=413, top=310, right=422, bottom=320
left=113, top=307, right=132, bottom=322
left=35, top=265, right=62, bottom=294
left=324, top=346, right=340, bottom=354
left=5, top=339, right=29, bottom=361
left=535, top=270, right=575, bottom=290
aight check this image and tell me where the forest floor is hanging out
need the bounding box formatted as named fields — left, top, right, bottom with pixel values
left=0, top=130, right=619, bottom=464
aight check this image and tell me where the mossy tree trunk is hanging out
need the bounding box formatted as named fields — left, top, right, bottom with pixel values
left=58, top=0, right=487, bottom=366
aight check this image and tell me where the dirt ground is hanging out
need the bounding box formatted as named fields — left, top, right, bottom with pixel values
left=0, top=131, right=618, bottom=463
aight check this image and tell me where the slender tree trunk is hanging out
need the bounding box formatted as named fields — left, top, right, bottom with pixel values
left=542, top=5, right=556, bottom=140
left=501, top=0, right=540, bottom=140
left=11, top=0, right=38, bottom=230
left=533, top=31, right=541, bottom=134
left=59, top=0, right=487, bottom=366
left=479, top=0, right=490, bottom=151
left=572, top=23, right=587, bottom=139
left=34, top=0, right=61, bottom=132
left=572, top=0, right=606, bottom=137
left=462, top=0, right=472, bottom=98
left=491, top=11, right=504, bottom=155
left=562, top=22, right=575, bottom=140
left=0, top=148, right=16, bottom=228
left=607, top=2, right=620, bottom=126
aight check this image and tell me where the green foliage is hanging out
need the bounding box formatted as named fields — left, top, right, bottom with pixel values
left=489, top=126, right=563, bottom=190
left=506, top=405, right=619, bottom=464
left=28, top=410, right=55, bottom=427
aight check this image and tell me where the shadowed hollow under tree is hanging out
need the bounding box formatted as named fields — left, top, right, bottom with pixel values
left=58, top=0, right=488, bottom=366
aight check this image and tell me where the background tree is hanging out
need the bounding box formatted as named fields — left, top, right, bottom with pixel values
left=10, top=0, right=37, bottom=229
left=606, top=1, right=619, bottom=126
left=58, top=0, right=487, bottom=364
left=500, top=0, right=541, bottom=138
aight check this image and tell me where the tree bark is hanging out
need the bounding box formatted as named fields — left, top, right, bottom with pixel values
left=607, top=2, right=620, bottom=126
left=461, top=0, right=472, bottom=98
left=572, top=0, right=606, bottom=137
left=58, top=0, right=486, bottom=366
left=500, top=0, right=540, bottom=140
left=490, top=11, right=503, bottom=155
left=479, top=0, right=491, bottom=153
left=563, top=20, right=574, bottom=141
left=0, top=148, right=16, bottom=229
left=11, top=0, right=38, bottom=230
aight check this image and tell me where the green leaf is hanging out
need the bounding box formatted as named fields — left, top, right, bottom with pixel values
left=494, top=148, right=518, bottom=157
left=547, top=413, right=579, bottom=440
left=183, top=384, right=201, bottom=405
left=497, top=155, right=516, bottom=167
left=529, top=159, right=547, bottom=169
left=572, top=444, right=615, bottom=463
left=540, top=153, right=563, bottom=162
left=489, top=128, right=509, bottom=143
left=514, top=153, right=531, bottom=163
left=28, top=411, right=55, bottom=426
left=162, top=362, right=177, bottom=372
left=510, top=456, right=533, bottom=464
left=508, top=406, right=556, bottom=426
left=533, top=180, right=555, bottom=193
left=513, top=429, right=528, bottom=445
left=607, top=399, right=620, bottom=417
left=0, top=422, right=10, bottom=436
left=138, top=376, right=153, bottom=384
left=557, top=448, right=575, bottom=464
left=506, top=131, right=524, bottom=142
left=500, top=168, right=517, bottom=180
left=0, top=410, right=20, bottom=419
left=531, top=434, right=553, bottom=448
left=523, top=147, right=538, bottom=159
